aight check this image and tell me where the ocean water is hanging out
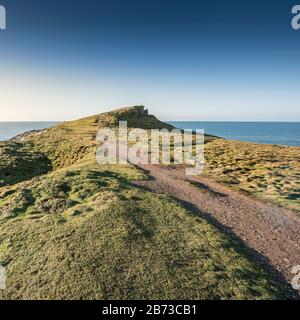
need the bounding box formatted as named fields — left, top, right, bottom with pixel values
left=0, top=122, right=59, bottom=141
left=168, top=122, right=300, bottom=147
left=0, top=121, right=299, bottom=147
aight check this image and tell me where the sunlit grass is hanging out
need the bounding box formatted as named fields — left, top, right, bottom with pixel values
left=204, top=140, right=300, bottom=212
left=0, top=106, right=294, bottom=299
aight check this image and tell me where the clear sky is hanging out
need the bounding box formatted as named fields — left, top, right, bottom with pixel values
left=0, top=0, right=299, bottom=121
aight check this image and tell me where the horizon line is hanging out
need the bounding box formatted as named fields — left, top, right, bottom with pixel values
left=0, top=120, right=300, bottom=123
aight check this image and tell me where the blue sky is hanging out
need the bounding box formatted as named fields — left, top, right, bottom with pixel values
left=0, top=0, right=299, bottom=121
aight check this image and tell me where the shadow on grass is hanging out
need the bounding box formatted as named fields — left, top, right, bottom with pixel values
left=132, top=181, right=299, bottom=300
left=0, top=142, right=52, bottom=187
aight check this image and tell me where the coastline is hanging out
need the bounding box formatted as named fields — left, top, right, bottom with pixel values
left=1, top=121, right=300, bottom=147
left=0, top=106, right=299, bottom=300
left=168, top=121, right=300, bottom=147
left=0, top=122, right=59, bottom=142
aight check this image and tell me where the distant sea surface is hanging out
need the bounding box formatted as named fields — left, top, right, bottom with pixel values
left=0, top=121, right=300, bottom=147
left=0, top=122, right=59, bottom=141
left=168, top=122, right=300, bottom=147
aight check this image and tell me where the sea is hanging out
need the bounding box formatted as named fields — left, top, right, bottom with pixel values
left=168, top=122, right=300, bottom=147
left=0, top=122, right=59, bottom=141
left=0, top=121, right=299, bottom=147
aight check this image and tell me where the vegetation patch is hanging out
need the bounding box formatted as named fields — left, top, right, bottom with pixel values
left=204, top=140, right=300, bottom=212
left=0, top=164, right=288, bottom=299
left=0, top=142, right=51, bottom=186
left=0, top=106, right=296, bottom=299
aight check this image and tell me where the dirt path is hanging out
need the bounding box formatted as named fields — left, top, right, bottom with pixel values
left=132, top=164, right=300, bottom=298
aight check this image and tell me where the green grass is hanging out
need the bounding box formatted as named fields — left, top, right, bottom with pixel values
left=0, top=141, right=51, bottom=187
left=0, top=106, right=293, bottom=299
left=0, top=162, right=287, bottom=299
left=204, top=140, right=300, bottom=212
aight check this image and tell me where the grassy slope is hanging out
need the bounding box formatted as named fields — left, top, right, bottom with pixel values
left=205, top=140, right=300, bottom=212
left=0, top=106, right=290, bottom=299
left=0, top=141, right=51, bottom=187
left=0, top=161, right=286, bottom=299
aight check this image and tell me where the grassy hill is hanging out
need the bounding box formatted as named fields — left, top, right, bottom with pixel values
left=0, top=106, right=291, bottom=299
left=204, top=140, right=300, bottom=212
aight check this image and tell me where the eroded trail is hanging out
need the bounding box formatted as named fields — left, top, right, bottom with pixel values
left=133, top=164, right=300, bottom=297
